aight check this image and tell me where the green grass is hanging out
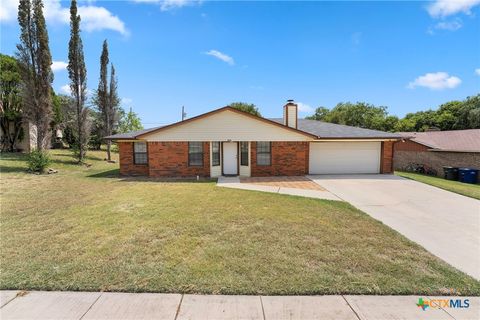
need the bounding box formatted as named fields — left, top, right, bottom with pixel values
left=396, top=171, right=480, bottom=200
left=1, top=150, right=479, bottom=295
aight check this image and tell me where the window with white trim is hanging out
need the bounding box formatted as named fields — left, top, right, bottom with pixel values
left=212, top=142, right=220, bottom=166
left=256, top=142, right=271, bottom=166
left=188, top=142, right=204, bottom=166
left=133, top=142, right=147, bottom=164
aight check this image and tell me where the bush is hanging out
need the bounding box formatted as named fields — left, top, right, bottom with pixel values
left=27, top=149, right=51, bottom=173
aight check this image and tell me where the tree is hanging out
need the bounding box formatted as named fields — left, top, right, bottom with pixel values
left=456, top=95, right=480, bottom=129
left=16, top=0, right=53, bottom=151
left=67, top=0, right=90, bottom=162
left=306, top=102, right=395, bottom=131
left=93, top=40, right=120, bottom=160
left=0, top=54, right=24, bottom=151
left=118, top=107, right=143, bottom=133
left=230, top=102, right=261, bottom=116
left=305, top=107, right=329, bottom=121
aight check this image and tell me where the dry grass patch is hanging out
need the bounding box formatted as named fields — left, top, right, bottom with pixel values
left=1, top=150, right=479, bottom=295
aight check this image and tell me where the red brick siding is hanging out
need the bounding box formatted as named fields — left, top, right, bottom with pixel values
left=394, top=150, right=480, bottom=181
left=250, top=141, right=309, bottom=176
left=118, top=142, right=149, bottom=176
left=380, top=141, right=394, bottom=173
left=394, top=139, right=429, bottom=152
left=147, top=142, right=210, bottom=177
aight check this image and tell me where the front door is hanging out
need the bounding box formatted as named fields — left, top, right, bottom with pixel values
left=223, top=142, right=238, bottom=175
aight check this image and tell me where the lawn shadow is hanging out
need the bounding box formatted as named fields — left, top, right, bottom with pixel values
left=87, top=169, right=216, bottom=183
left=0, top=165, right=27, bottom=173
left=48, top=151, right=107, bottom=166
left=0, top=153, right=28, bottom=162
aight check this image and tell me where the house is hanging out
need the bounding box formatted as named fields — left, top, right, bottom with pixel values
left=0, top=121, right=36, bottom=152
left=394, top=129, right=480, bottom=177
left=105, top=101, right=402, bottom=178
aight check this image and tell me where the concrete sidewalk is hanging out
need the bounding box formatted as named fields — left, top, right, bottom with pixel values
left=217, top=176, right=341, bottom=201
left=1, top=291, right=478, bottom=320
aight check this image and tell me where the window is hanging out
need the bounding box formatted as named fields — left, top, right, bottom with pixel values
left=133, top=142, right=148, bottom=164
left=256, top=142, right=271, bottom=166
left=240, top=142, right=249, bottom=166
left=189, top=142, right=204, bottom=166
left=212, top=142, right=220, bottom=166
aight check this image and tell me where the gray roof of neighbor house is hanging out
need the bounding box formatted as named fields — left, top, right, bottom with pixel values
left=269, top=118, right=402, bottom=139
left=105, top=107, right=402, bottom=140
left=106, top=127, right=164, bottom=139
left=398, top=129, right=480, bottom=152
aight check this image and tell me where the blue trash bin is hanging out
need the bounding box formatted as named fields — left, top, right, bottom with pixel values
left=458, top=168, right=479, bottom=184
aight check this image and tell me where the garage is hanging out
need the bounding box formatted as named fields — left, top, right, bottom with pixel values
left=309, top=141, right=381, bottom=174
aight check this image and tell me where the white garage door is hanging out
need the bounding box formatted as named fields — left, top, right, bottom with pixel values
left=309, top=142, right=381, bottom=174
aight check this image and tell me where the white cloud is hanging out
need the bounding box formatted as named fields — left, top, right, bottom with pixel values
left=132, top=0, right=201, bottom=11
left=407, top=72, right=461, bottom=90
left=204, top=50, right=234, bottom=65
left=434, top=19, right=463, bottom=30
left=59, top=84, right=93, bottom=97
left=60, top=84, right=71, bottom=95
left=121, top=97, right=133, bottom=104
left=296, top=102, right=314, bottom=113
left=0, top=0, right=17, bottom=22
left=0, top=0, right=128, bottom=35
left=427, top=0, right=480, bottom=18
left=475, top=68, right=480, bottom=75
left=351, top=32, right=362, bottom=46
left=51, top=60, right=68, bottom=72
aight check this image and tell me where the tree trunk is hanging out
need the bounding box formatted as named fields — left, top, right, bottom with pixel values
left=36, top=120, right=43, bottom=151
left=106, top=140, right=111, bottom=161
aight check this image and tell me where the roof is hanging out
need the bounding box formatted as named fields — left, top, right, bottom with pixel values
left=105, top=106, right=402, bottom=140
left=398, top=129, right=480, bottom=152
left=105, top=127, right=165, bottom=140
left=270, top=118, right=402, bottom=139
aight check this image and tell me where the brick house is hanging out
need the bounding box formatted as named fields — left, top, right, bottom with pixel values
left=394, top=129, right=480, bottom=179
left=106, top=101, right=401, bottom=178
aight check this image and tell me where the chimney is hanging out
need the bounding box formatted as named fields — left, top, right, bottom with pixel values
left=283, top=99, right=298, bottom=129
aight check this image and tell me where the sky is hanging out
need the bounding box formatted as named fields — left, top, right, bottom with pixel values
left=1, top=0, right=480, bottom=128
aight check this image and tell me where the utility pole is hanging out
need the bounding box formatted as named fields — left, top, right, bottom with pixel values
left=182, top=106, right=187, bottom=121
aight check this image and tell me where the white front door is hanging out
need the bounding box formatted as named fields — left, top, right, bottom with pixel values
left=223, top=142, right=238, bottom=175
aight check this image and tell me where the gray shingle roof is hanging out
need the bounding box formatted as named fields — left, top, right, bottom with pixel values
left=104, top=126, right=163, bottom=140
left=105, top=114, right=401, bottom=140
left=269, top=118, right=402, bottom=139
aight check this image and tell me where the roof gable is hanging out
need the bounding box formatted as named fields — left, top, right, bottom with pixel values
left=136, top=107, right=316, bottom=141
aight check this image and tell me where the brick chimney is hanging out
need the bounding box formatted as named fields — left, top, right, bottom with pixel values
left=283, top=99, right=298, bottom=129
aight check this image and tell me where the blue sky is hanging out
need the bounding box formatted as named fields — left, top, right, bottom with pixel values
left=1, top=0, right=479, bottom=127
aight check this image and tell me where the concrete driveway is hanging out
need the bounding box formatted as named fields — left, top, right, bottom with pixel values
left=309, top=174, right=480, bottom=280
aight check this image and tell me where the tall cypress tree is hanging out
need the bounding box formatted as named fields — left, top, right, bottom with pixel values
left=94, top=40, right=119, bottom=161
left=67, top=0, right=89, bottom=162
left=108, top=64, right=120, bottom=157
left=16, top=0, right=53, bottom=151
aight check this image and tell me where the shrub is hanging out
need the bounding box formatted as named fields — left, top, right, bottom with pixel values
left=27, top=149, right=51, bottom=173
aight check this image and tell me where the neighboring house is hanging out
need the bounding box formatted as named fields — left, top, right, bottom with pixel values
left=394, top=129, right=480, bottom=177
left=0, top=121, right=36, bottom=152
left=106, top=101, right=401, bottom=178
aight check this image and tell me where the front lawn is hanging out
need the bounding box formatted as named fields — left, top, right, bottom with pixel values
left=396, top=171, right=480, bottom=200
left=1, top=150, right=479, bottom=295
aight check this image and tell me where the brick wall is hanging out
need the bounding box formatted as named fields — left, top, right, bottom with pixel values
left=118, top=142, right=149, bottom=176
left=250, top=141, right=309, bottom=176
left=394, top=150, right=480, bottom=180
left=394, top=140, right=429, bottom=152
left=148, top=142, right=210, bottom=177
left=380, top=141, right=394, bottom=174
